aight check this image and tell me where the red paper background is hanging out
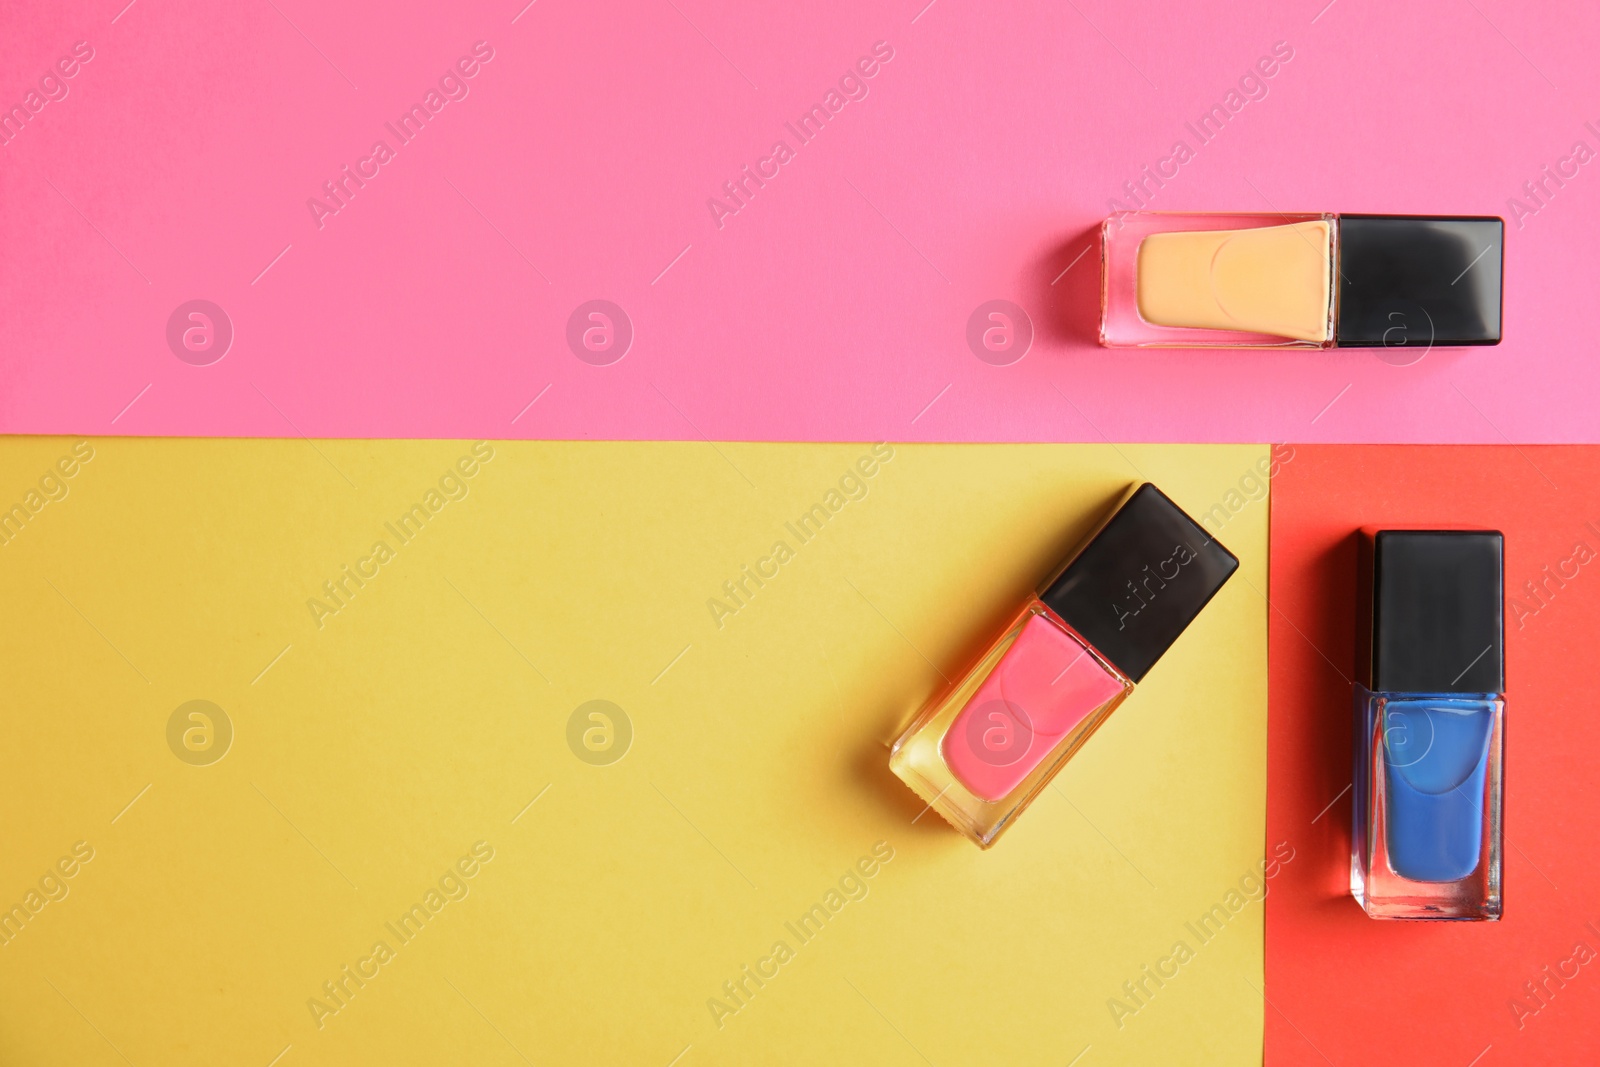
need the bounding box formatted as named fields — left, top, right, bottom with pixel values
left=1267, top=445, right=1600, bottom=1065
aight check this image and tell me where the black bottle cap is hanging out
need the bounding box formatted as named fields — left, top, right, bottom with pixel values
left=1357, top=529, right=1504, bottom=693
left=1336, top=215, right=1503, bottom=347
left=1039, top=484, right=1238, bottom=683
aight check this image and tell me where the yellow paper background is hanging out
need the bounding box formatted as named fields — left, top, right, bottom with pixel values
left=0, top=438, right=1269, bottom=1066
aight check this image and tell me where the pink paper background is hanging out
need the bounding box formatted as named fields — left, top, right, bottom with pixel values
left=2, top=0, right=1595, bottom=442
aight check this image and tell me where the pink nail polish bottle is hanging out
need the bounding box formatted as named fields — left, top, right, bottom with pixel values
left=889, top=484, right=1238, bottom=847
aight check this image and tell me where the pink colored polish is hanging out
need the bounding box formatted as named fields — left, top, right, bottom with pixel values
left=942, top=611, right=1126, bottom=802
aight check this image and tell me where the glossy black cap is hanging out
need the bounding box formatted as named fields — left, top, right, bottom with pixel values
left=1336, top=215, right=1502, bottom=347
left=1039, top=484, right=1238, bottom=683
left=1357, top=529, right=1504, bottom=693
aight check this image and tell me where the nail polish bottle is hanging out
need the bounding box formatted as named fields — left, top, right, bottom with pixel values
left=1099, top=212, right=1503, bottom=348
left=1352, top=529, right=1504, bottom=920
left=888, top=484, right=1238, bottom=848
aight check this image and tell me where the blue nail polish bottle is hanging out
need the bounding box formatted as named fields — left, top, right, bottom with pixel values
left=1352, top=529, right=1504, bottom=921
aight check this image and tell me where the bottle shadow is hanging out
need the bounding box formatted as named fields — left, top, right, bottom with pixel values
left=1031, top=222, right=1103, bottom=348
left=1286, top=530, right=1362, bottom=902
left=849, top=740, right=954, bottom=841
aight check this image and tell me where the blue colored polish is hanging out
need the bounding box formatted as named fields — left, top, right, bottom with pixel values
left=1382, top=701, right=1495, bottom=882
